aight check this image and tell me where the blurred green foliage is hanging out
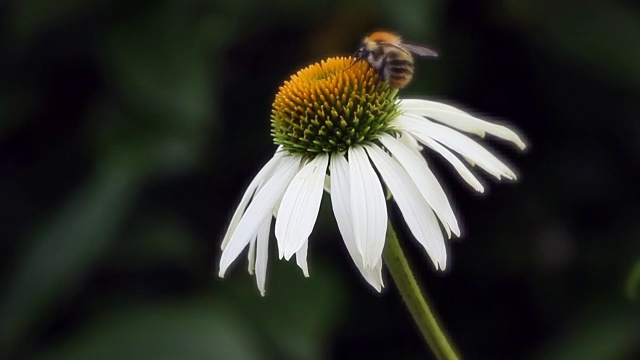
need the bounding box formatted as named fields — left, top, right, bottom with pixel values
left=1, top=0, right=639, bottom=359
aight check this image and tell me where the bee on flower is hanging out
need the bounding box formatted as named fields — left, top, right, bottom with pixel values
left=352, top=31, right=438, bottom=89
left=218, top=33, right=526, bottom=296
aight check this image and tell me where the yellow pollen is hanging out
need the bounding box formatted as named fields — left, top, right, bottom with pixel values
left=270, top=57, right=399, bottom=156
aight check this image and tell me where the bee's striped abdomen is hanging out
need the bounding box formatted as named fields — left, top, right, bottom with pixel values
left=385, top=57, right=414, bottom=89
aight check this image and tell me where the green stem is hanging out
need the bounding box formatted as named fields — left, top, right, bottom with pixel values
left=383, top=222, right=460, bottom=360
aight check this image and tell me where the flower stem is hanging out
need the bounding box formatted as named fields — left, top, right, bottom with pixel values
left=383, top=222, right=460, bottom=360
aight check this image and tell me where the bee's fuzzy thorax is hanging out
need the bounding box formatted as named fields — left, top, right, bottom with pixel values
left=367, top=31, right=401, bottom=44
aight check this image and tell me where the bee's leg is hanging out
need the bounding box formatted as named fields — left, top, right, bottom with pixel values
left=375, top=60, right=387, bottom=86
left=350, top=52, right=360, bottom=66
left=344, top=59, right=358, bottom=71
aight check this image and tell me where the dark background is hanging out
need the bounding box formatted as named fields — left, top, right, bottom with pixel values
left=1, top=0, right=639, bottom=359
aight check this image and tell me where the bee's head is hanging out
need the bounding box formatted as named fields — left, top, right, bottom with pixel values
left=353, top=39, right=373, bottom=60
left=350, top=45, right=367, bottom=67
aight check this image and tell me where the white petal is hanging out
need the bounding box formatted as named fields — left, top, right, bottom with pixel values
left=398, top=131, right=423, bottom=152
left=399, top=99, right=526, bottom=150
left=329, top=152, right=383, bottom=291
left=272, top=198, right=281, bottom=218
left=247, top=238, right=256, bottom=275
left=348, top=146, right=388, bottom=268
left=323, top=174, right=331, bottom=194
left=379, top=134, right=460, bottom=237
left=400, top=99, right=469, bottom=114
left=397, top=115, right=517, bottom=180
left=255, top=216, right=271, bottom=296
left=221, top=150, right=284, bottom=250
left=219, top=155, right=300, bottom=277
left=367, top=145, right=447, bottom=270
left=295, top=240, right=310, bottom=277
left=275, top=154, right=329, bottom=260
left=399, top=125, right=484, bottom=192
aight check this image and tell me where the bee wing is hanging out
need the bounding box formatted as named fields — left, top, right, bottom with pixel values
left=400, top=43, right=438, bottom=57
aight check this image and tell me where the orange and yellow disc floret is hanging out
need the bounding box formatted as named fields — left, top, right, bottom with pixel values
left=271, top=57, right=400, bottom=156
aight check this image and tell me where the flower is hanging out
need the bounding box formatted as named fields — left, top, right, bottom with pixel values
left=219, top=57, right=525, bottom=295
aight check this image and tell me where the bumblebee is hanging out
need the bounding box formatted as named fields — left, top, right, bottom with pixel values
left=353, top=31, right=438, bottom=89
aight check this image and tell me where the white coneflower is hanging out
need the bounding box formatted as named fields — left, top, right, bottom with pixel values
left=219, top=57, right=525, bottom=295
